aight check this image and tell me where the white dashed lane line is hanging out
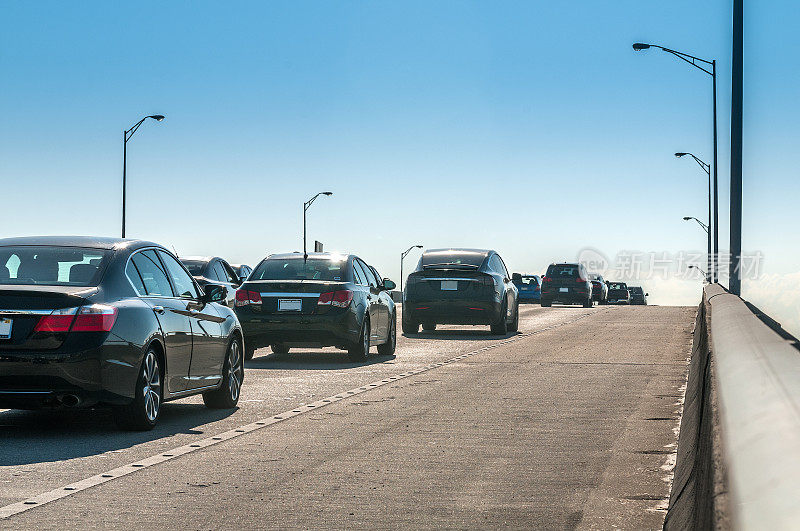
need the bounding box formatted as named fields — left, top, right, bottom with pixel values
left=0, top=310, right=598, bottom=520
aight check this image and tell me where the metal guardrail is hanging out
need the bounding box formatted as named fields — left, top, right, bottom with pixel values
left=706, top=284, right=800, bottom=528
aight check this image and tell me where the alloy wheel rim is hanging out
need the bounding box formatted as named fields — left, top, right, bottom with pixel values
left=228, top=341, right=243, bottom=401
left=142, top=351, right=161, bottom=422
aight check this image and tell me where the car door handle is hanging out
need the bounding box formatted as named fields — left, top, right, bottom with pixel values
left=152, top=306, right=165, bottom=315
left=188, top=309, right=199, bottom=315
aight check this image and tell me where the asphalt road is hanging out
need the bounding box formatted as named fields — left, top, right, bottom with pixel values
left=0, top=304, right=693, bottom=529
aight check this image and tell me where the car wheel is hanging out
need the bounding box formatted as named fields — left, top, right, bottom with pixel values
left=203, top=337, right=244, bottom=409
left=541, top=299, right=552, bottom=308
left=508, top=301, right=520, bottom=332
left=401, top=310, right=419, bottom=335
left=583, top=297, right=593, bottom=308
left=490, top=301, right=508, bottom=335
left=422, top=323, right=436, bottom=331
left=377, top=312, right=397, bottom=356
left=113, top=347, right=162, bottom=431
left=270, top=343, right=290, bottom=357
left=348, top=316, right=370, bottom=361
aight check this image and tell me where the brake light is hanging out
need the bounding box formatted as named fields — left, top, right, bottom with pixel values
left=34, top=307, right=78, bottom=333
left=235, top=289, right=262, bottom=307
left=34, top=305, right=117, bottom=333
left=542, top=277, right=552, bottom=283
left=576, top=278, right=587, bottom=283
left=318, top=290, right=353, bottom=308
left=71, top=305, right=117, bottom=332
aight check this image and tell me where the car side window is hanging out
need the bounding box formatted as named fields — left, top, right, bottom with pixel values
left=158, top=250, right=200, bottom=299
left=358, top=259, right=379, bottom=288
left=131, top=250, right=173, bottom=297
left=125, top=260, right=147, bottom=296
left=212, top=261, right=229, bottom=283
left=352, top=260, right=368, bottom=286
left=205, top=262, right=221, bottom=281
left=220, top=261, right=238, bottom=283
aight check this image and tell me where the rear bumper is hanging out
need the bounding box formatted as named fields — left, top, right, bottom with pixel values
left=518, top=291, right=541, bottom=302
left=403, top=299, right=502, bottom=325
left=0, top=346, right=133, bottom=409
left=541, top=289, right=590, bottom=304
left=238, top=309, right=360, bottom=349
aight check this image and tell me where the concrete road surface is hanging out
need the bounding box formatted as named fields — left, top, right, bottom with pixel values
left=0, top=304, right=693, bottom=529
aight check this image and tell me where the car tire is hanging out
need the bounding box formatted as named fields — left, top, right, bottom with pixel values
left=508, top=301, right=520, bottom=332
left=583, top=298, right=593, bottom=308
left=113, top=347, right=162, bottom=431
left=401, top=310, right=419, bottom=335
left=244, top=345, right=256, bottom=361
left=377, top=312, right=397, bottom=356
left=270, top=343, right=289, bottom=357
left=541, top=299, right=552, bottom=307
left=422, top=323, right=436, bottom=331
left=491, top=301, right=508, bottom=335
left=348, top=316, right=370, bottom=361
left=203, top=337, right=244, bottom=409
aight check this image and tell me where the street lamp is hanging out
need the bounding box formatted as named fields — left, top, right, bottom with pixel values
left=303, top=192, right=332, bottom=259
left=122, top=114, right=165, bottom=238
left=683, top=216, right=709, bottom=234
left=688, top=264, right=707, bottom=282
left=676, top=152, right=712, bottom=282
left=400, top=245, right=423, bottom=296
left=634, top=42, right=718, bottom=283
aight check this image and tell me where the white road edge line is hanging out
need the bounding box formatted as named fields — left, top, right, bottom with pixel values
left=0, top=310, right=598, bottom=520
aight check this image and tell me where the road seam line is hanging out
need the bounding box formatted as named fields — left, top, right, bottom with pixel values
left=0, top=310, right=598, bottom=520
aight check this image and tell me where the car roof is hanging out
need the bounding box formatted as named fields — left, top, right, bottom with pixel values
left=267, top=252, right=351, bottom=261
left=0, top=236, right=163, bottom=252
left=180, top=256, right=216, bottom=263
left=424, top=248, right=491, bottom=255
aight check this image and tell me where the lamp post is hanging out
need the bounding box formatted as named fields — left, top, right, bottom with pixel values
left=634, top=42, right=718, bottom=283
left=303, top=192, right=332, bottom=259
left=688, top=264, right=708, bottom=282
left=122, top=114, right=165, bottom=238
left=676, top=152, right=712, bottom=283
left=400, top=245, right=423, bottom=296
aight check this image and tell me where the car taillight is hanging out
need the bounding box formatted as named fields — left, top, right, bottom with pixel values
left=576, top=278, right=587, bottom=283
left=235, top=289, right=262, bottom=307
left=542, top=277, right=552, bottom=283
left=34, top=307, right=78, bottom=333
left=34, top=305, right=117, bottom=333
left=319, top=290, right=353, bottom=308
left=71, top=305, right=118, bottom=332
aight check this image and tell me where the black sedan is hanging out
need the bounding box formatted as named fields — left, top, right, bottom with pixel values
left=231, top=263, right=253, bottom=282
left=235, top=252, right=396, bottom=361
left=181, top=256, right=243, bottom=307
left=589, top=273, right=608, bottom=304
left=403, top=248, right=519, bottom=335
left=0, top=236, right=244, bottom=430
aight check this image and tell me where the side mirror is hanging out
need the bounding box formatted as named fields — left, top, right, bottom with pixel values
left=201, top=284, right=227, bottom=303
left=238, top=275, right=248, bottom=285
left=382, top=278, right=396, bottom=291
left=645, top=293, right=649, bottom=296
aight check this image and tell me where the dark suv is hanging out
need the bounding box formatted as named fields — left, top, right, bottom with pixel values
left=403, top=248, right=519, bottom=335
left=628, top=286, right=648, bottom=305
left=606, top=282, right=631, bottom=304
left=541, top=263, right=593, bottom=307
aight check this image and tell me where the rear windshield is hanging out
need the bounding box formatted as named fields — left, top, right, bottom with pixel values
left=608, top=282, right=627, bottom=290
left=629, top=287, right=643, bottom=293
left=514, top=276, right=539, bottom=286
left=0, top=246, right=110, bottom=287
left=181, top=260, right=208, bottom=275
left=547, top=264, right=580, bottom=278
left=419, top=251, right=485, bottom=269
left=250, top=257, right=347, bottom=281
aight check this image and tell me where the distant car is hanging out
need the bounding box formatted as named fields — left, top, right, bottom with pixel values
left=512, top=273, right=542, bottom=303
left=629, top=286, right=648, bottom=305
left=235, top=252, right=396, bottom=361
left=403, top=248, right=519, bottom=335
left=0, top=236, right=243, bottom=430
left=540, top=263, right=593, bottom=307
left=231, top=264, right=252, bottom=283
left=606, top=282, right=631, bottom=304
left=180, top=256, right=242, bottom=308
left=589, top=273, right=608, bottom=304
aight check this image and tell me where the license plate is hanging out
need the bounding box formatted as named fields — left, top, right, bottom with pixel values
left=0, top=318, right=11, bottom=339
left=559, top=287, right=569, bottom=293
left=441, top=280, right=458, bottom=291
left=278, top=299, right=302, bottom=312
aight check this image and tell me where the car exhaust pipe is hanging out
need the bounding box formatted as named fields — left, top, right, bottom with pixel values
left=59, top=394, right=81, bottom=407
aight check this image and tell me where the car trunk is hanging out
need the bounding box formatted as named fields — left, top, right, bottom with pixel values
left=407, top=268, right=494, bottom=301
left=0, top=286, right=97, bottom=350
left=242, top=280, right=347, bottom=315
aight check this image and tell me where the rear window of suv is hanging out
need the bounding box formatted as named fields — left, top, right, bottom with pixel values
left=0, top=246, right=110, bottom=287
left=250, top=257, right=347, bottom=281
left=608, top=282, right=627, bottom=290
left=546, top=264, right=580, bottom=278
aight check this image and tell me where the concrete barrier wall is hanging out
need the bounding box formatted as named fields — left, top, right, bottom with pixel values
left=667, top=284, right=800, bottom=529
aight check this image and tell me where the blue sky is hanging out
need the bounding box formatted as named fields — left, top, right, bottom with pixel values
left=1, top=2, right=798, bottom=329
